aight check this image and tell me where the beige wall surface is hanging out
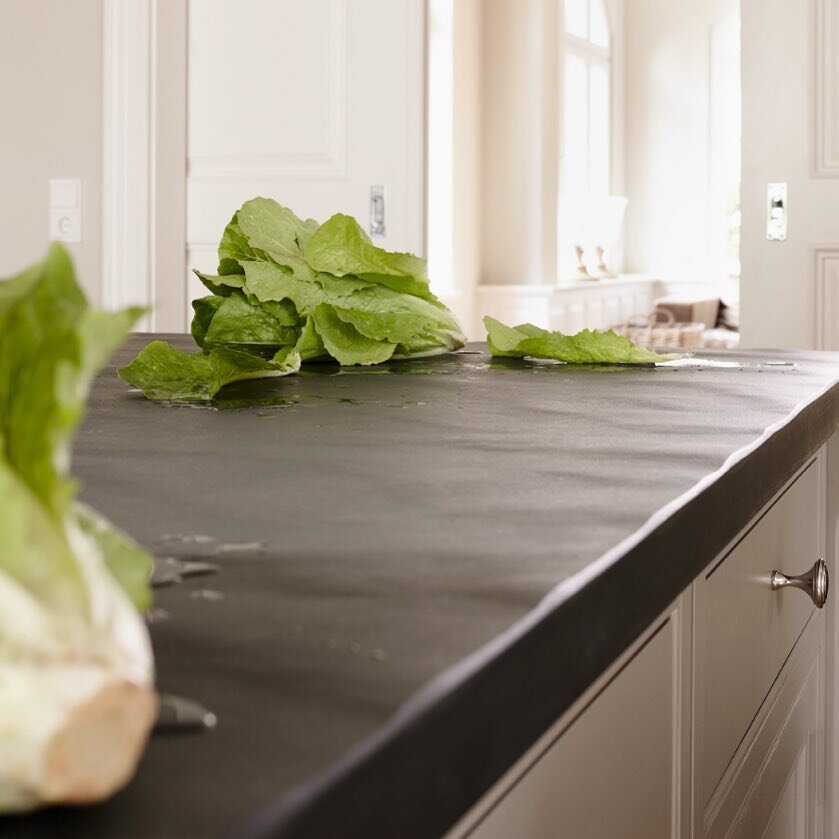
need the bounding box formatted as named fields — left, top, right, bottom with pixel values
left=0, top=0, right=103, bottom=302
left=623, top=0, right=737, bottom=286
left=480, top=0, right=558, bottom=286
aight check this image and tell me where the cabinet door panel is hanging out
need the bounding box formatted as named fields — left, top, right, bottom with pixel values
left=702, top=616, right=824, bottom=839
left=760, top=745, right=808, bottom=839
left=467, top=618, right=677, bottom=839
left=696, top=458, right=821, bottom=800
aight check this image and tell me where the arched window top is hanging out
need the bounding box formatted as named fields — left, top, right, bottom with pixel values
left=563, top=0, right=610, bottom=50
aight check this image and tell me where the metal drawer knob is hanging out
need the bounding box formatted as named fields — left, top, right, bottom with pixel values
left=770, top=558, right=829, bottom=609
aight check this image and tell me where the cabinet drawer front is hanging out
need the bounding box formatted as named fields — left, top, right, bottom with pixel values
left=695, top=458, right=822, bottom=802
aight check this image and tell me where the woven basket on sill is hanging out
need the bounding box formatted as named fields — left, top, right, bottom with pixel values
left=612, top=309, right=705, bottom=349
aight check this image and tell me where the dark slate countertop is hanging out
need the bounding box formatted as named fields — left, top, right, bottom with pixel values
left=7, top=337, right=839, bottom=839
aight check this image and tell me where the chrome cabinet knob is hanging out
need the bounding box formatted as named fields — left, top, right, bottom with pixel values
left=770, top=558, right=829, bottom=609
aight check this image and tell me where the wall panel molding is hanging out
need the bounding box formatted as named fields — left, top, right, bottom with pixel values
left=814, top=247, right=839, bottom=348
left=187, top=0, right=347, bottom=181
left=814, top=0, right=839, bottom=176
left=102, top=0, right=187, bottom=331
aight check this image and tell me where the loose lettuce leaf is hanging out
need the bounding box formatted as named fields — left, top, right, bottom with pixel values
left=118, top=340, right=301, bottom=401
left=484, top=317, right=683, bottom=364
left=0, top=244, right=151, bottom=617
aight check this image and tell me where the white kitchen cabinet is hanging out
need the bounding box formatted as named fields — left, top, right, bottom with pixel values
left=695, top=455, right=826, bottom=839
left=450, top=449, right=832, bottom=839
left=448, top=596, right=691, bottom=839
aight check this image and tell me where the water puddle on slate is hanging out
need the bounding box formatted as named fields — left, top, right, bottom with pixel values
left=150, top=557, right=221, bottom=588
left=212, top=541, right=265, bottom=554
left=488, top=356, right=799, bottom=374
left=161, top=532, right=216, bottom=545
left=154, top=694, right=218, bottom=734
left=661, top=357, right=798, bottom=370
left=189, top=588, right=225, bottom=602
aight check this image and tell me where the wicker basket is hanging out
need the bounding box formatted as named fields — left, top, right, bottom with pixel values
left=612, top=309, right=705, bottom=349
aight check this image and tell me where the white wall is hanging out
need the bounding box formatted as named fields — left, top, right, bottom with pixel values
left=623, top=0, right=737, bottom=288
left=0, top=0, right=103, bottom=301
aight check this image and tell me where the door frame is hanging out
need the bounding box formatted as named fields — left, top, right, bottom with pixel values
left=101, top=0, right=187, bottom=331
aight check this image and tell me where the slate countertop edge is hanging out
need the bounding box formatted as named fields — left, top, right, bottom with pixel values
left=225, top=376, right=839, bottom=839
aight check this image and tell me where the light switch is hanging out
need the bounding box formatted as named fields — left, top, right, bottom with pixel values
left=49, top=178, right=82, bottom=243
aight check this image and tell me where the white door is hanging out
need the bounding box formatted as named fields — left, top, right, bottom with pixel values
left=185, top=0, right=425, bottom=327
left=740, top=0, right=839, bottom=349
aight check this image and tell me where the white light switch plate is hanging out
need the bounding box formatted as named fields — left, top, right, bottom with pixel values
left=49, top=179, right=82, bottom=243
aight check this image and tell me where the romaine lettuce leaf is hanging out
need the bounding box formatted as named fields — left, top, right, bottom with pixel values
left=118, top=340, right=301, bottom=401
left=200, top=292, right=300, bottom=350
left=310, top=304, right=396, bottom=366
left=122, top=198, right=467, bottom=400
left=484, top=316, right=683, bottom=364
left=303, top=213, right=435, bottom=301
left=0, top=243, right=151, bottom=617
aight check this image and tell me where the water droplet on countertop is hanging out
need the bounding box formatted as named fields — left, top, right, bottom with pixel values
left=212, top=541, right=265, bottom=554
left=370, top=648, right=388, bottom=661
left=189, top=588, right=225, bottom=602
left=154, top=694, right=218, bottom=733
left=146, top=607, right=171, bottom=624
left=150, top=557, right=221, bottom=588
left=161, top=533, right=216, bottom=545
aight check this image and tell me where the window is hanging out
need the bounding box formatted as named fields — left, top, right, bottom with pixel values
left=559, top=0, right=619, bottom=280
left=561, top=0, right=611, bottom=198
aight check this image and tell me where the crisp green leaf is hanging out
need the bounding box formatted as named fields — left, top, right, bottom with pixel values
left=243, top=260, right=326, bottom=313
left=236, top=197, right=321, bottom=282
left=217, top=212, right=255, bottom=275
left=201, top=291, right=299, bottom=350
left=484, top=317, right=683, bottom=364
left=118, top=340, right=301, bottom=401
left=123, top=199, right=466, bottom=392
left=294, top=316, right=327, bottom=361
left=311, top=304, right=396, bottom=365
left=72, top=502, right=153, bottom=612
left=237, top=197, right=317, bottom=257
left=0, top=243, right=151, bottom=618
left=191, top=295, right=226, bottom=348
left=0, top=457, right=87, bottom=618
left=194, top=269, right=246, bottom=297
left=303, top=213, right=436, bottom=301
